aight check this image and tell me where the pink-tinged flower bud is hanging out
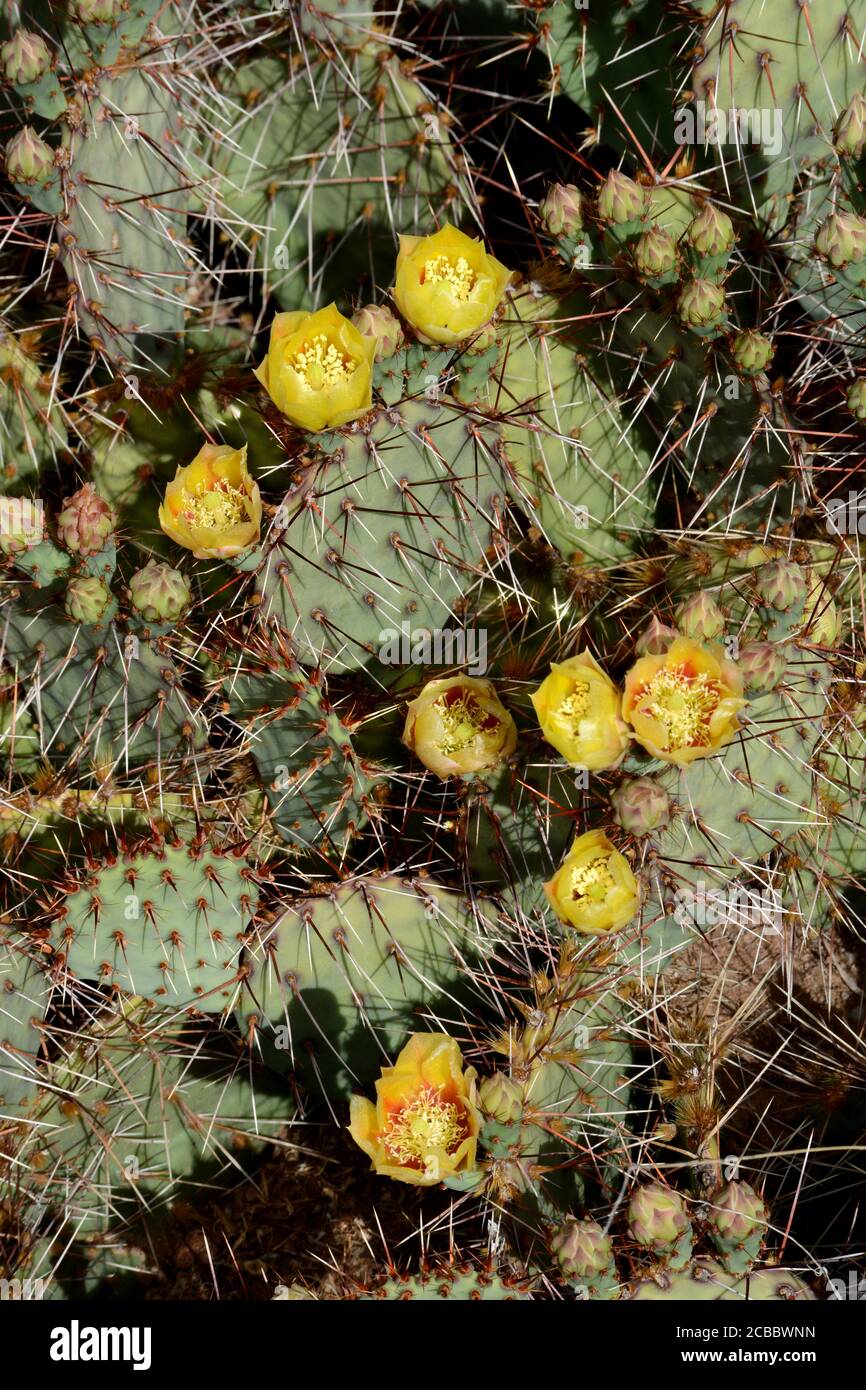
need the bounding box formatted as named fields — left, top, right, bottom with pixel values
left=754, top=559, right=807, bottom=612
left=835, top=91, right=866, bottom=158
left=686, top=203, right=735, bottom=257
left=351, top=304, right=404, bottom=362
left=539, top=183, right=583, bottom=238
left=128, top=560, right=191, bottom=624
left=551, top=1220, right=614, bottom=1281
left=56, top=482, right=115, bottom=557
left=5, top=126, right=53, bottom=184
left=674, top=591, right=725, bottom=641
left=633, top=227, right=677, bottom=280
left=677, top=277, right=726, bottom=329
left=815, top=210, right=866, bottom=268
left=628, top=1182, right=690, bottom=1251
left=737, top=642, right=786, bottom=694
left=709, top=1180, right=766, bottom=1245
left=610, top=777, right=671, bottom=835
left=597, top=169, right=646, bottom=225
left=635, top=616, right=678, bottom=656
left=1, top=29, right=52, bottom=85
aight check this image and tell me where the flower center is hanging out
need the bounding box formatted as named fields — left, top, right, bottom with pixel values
left=569, top=856, right=615, bottom=903
left=557, top=681, right=591, bottom=726
left=183, top=478, right=248, bottom=530
left=384, top=1085, right=468, bottom=1171
left=434, top=688, right=500, bottom=755
left=291, top=334, right=355, bottom=391
left=422, top=254, right=476, bottom=302
left=637, top=666, right=722, bottom=748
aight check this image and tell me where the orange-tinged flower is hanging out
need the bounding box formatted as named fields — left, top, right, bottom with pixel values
left=349, top=1033, right=482, bottom=1186
left=253, top=303, right=375, bottom=432
left=402, top=674, right=517, bottom=779
left=393, top=224, right=513, bottom=346
left=544, top=828, right=639, bottom=934
left=622, top=637, right=745, bottom=765
left=159, top=441, right=261, bottom=560
left=530, top=651, right=630, bottom=770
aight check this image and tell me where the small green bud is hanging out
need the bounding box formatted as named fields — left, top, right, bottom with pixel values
left=677, top=277, right=726, bottom=328
left=633, top=227, right=677, bottom=279
left=737, top=642, right=786, bottom=694
left=709, top=1180, right=766, bottom=1245
left=128, top=560, right=191, bottom=624
left=597, top=169, right=646, bottom=225
left=835, top=91, right=866, bottom=157
left=846, top=379, right=866, bottom=422
left=686, top=203, right=735, bottom=257
left=730, top=328, right=774, bottom=376
left=610, top=777, right=671, bottom=835
left=815, top=210, right=866, bottom=268
left=539, top=183, right=583, bottom=238
left=0, top=29, right=52, bottom=85
left=478, top=1073, right=523, bottom=1125
left=674, top=591, right=725, bottom=641
left=64, top=575, right=112, bottom=625
left=754, top=559, right=807, bottom=612
left=72, top=0, right=121, bottom=22
left=351, top=304, right=404, bottom=362
left=5, top=125, right=54, bottom=183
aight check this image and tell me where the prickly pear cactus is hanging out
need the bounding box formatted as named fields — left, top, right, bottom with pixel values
left=0, top=0, right=860, bottom=1310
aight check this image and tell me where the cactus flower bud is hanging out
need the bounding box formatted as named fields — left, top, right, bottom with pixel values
left=128, top=560, right=191, bottom=624
left=1, top=29, right=52, bottom=85
left=348, top=1032, right=482, bottom=1186
left=731, top=328, right=774, bottom=377
left=802, top=573, right=840, bottom=646
left=846, top=379, right=866, bottom=422
left=539, top=183, right=583, bottom=237
left=633, top=227, right=677, bottom=280
left=815, top=209, right=866, bottom=268
left=754, top=559, right=807, bottom=612
left=56, top=483, right=115, bottom=557
left=351, top=303, right=404, bottom=362
left=674, top=591, right=725, bottom=641
left=628, top=1182, right=690, bottom=1251
left=597, top=169, right=646, bottom=225
left=64, top=575, right=112, bottom=626
left=551, top=1219, right=614, bottom=1282
left=676, top=277, right=726, bottom=329
left=5, top=126, right=54, bottom=184
left=72, top=0, right=121, bottom=22
left=709, top=1181, right=766, bottom=1246
left=737, top=642, right=786, bottom=694
left=835, top=91, right=866, bottom=157
left=544, top=828, right=640, bottom=934
left=478, top=1073, right=523, bottom=1125
left=610, top=777, right=671, bottom=835
left=635, top=616, right=678, bottom=656
left=402, top=674, right=517, bottom=779
left=530, top=650, right=630, bottom=771
left=686, top=203, right=735, bottom=257
left=393, top=224, right=513, bottom=347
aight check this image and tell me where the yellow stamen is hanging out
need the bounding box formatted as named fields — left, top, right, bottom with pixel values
left=384, top=1085, right=467, bottom=1168
left=557, top=681, right=591, bottom=726
left=182, top=478, right=248, bottom=530
left=570, top=856, right=615, bottom=903
left=640, top=666, right=721, bottom=748
left=435, top=693, right=496, bottom=755
left=422, top=254, right=476, bottom=301
left=291, top=334, right=355, bottom=391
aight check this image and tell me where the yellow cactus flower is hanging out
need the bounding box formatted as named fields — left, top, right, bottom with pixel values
left=158, top=441, right=262, bottom=560
left=622, top=636, right=745, bottom=765
left=349, top=1033, right=482, bottom=1186
left=393, top=224, right=513, bottom=346
left=253, top=303, right=375, bottom=432
left=402, top=673, right=517, bottom=779
left=530, top=651, right=630, bottom=770
left=544, top=828, right=639, bottom=934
